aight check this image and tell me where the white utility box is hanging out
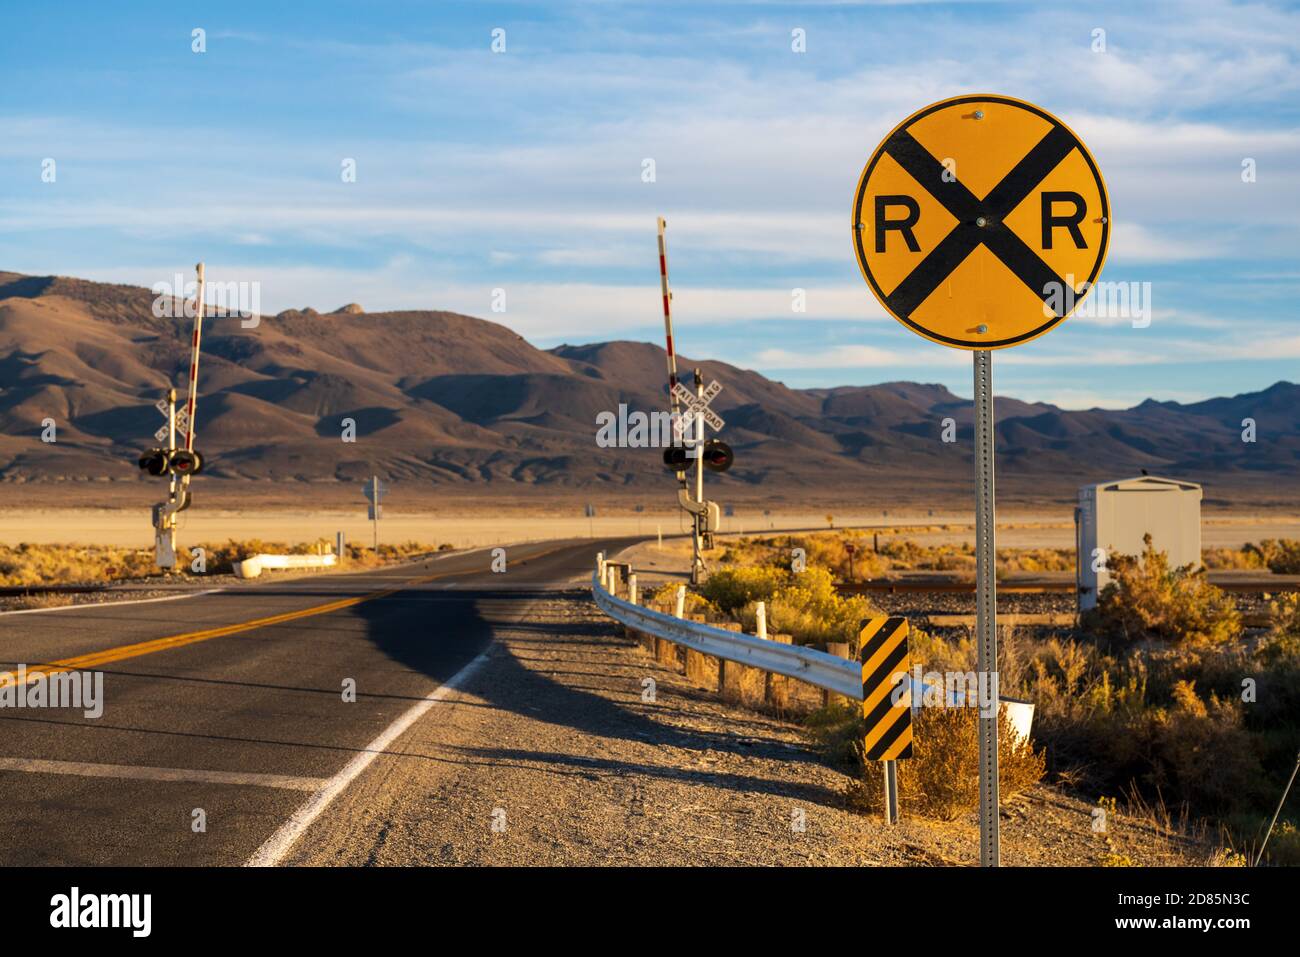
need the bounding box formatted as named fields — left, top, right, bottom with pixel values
left=1076, top=475, right=1202, bottom=610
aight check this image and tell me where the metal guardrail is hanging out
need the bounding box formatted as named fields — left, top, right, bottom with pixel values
left=590, top=567, right=862, bottom=700
left=233, top=553, right=338, bottom=579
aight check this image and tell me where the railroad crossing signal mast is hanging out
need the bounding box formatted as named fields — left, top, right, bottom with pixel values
left=656, top=218, right=733, bottom=584
left=852, top=95, right=1110, bottom=865
left=138, top=263, right=208, bottom=569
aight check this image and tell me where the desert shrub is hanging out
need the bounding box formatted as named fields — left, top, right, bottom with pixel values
left=716, top=532, right=1086, bottom=580
left=1257, top=821, right=1300, bottom=867
left=1203, top=546, right=1268, bottom=570
left=766, top=566, right=880, bottom=648
left=843, top=707, right=1046, bottom=820
left=1016, top=634, right=1272, bottom=819
left=1247, top=539, right=1300, bottom=574
left=999, top=547, right=1074, bottom=573
left=698, top=565, right=788, bottom=613
left=1146, top=681, right=1265, bottom=813
left=1266, top=593, right=1300, bottom=643
left=0, top=539, right=441, bottom=585
left=0, top=543, right=156, bottom=586
left=1085, top=534, right=1241, bottom=646
left=648, top=581, right=711, bottom=617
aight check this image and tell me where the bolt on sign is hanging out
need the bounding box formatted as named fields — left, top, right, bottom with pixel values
left=851, top=94, right=1110, bottom=349
left=859, top=616, right=912, bottom=760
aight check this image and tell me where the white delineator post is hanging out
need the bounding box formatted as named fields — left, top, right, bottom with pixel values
left=674, top=585, right=686, bottom=619
left=628, top=573, right=638, bottom=606
left=755, top=601, right=767, bottom=640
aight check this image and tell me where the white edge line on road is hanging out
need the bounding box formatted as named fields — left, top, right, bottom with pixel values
left=0, top=588, right=222, bottom=617
left=245, top=648, right=494, bottom=867
left=0, top=756, right=326, bottom=791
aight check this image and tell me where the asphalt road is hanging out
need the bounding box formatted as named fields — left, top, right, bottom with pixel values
left=0, top=537, right=638, bottom=866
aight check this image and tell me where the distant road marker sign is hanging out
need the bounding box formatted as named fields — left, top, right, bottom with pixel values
left=852, top=94, right=1110, bottom=350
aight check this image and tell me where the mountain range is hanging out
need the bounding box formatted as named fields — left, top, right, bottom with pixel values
left=0, top=270, right=1295, bottom=506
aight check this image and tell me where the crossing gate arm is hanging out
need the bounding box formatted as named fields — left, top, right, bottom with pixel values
left=591, top=569, right=862, bottom=699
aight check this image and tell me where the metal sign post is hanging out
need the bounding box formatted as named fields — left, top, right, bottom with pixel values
left=692, top=371, right=706, bottom=584
left=671, top=373, right=725, bottom=585
left=883, top=760, right=900, bottom=824
left=146, top=262, right=206, bottom=570
left=155, top=388, right=179, bottom=568
left=363, top=475, right=385, bottom=549
left=973, top=349, right=1000, bottom=866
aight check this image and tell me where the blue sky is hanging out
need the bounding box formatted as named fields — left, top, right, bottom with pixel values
left=1, top=0, right=1296, bottom=408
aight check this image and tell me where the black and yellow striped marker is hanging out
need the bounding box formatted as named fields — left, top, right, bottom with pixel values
left=859, top=616, right=913, bottom=761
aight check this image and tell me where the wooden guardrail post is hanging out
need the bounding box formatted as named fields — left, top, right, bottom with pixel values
left=823, top=641, right=851, bottom=708
left=656, top=586, right=685, bottom=669
left=718, top=622, right=764, bottom=707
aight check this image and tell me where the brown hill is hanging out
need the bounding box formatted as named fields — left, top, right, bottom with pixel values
left=0, top=270, right=1295, bottom=505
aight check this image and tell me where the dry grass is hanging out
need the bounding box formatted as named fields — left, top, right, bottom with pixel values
left=696, top=564, right=883, bottom=648
left=716, top=531, right=1074, bottom=581
left=834, top=706, right=1046, bottom=821
left=0, top=539, right=445, bottom=586
left=0, top=543, right=157, bottom=587
left=1203, top=538, right=1300, bottom=572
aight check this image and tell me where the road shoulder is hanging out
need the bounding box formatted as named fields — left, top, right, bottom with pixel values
left=280, top=592, right=1209, bottom=866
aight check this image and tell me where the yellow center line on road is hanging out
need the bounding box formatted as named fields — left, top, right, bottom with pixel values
left=0, top=540, right=581, bottom=689
left=0, top=589, right=395, bottom=688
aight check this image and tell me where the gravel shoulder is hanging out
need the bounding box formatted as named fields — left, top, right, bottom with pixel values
left=283, top=591, right=1211, bottom=866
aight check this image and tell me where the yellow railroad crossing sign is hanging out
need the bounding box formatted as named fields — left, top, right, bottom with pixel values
left=852, top=94, right=1109, bottom=350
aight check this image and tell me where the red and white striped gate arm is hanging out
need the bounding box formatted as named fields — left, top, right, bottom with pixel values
left=182, top=262, right=205, bottom=453
left=656, top=217, right=680, bottom=417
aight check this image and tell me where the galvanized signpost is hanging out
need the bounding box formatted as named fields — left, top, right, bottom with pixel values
left=672, top=374, right=726, bottom=584
left=363, top=475, right=385, bottom=549
left=852, top=94, right=1110, bottom=864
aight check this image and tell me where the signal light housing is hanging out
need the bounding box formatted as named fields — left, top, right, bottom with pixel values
left=702, top=439, right=733, bottom=473
left=138, top=448, right=169, bottom=476
left=137, top=448, right=205, bottom=476
left=663, top=441, right=734, bottom=474
left=663, top=447, right=691, bottom=472
left=169, top=449, right=203, bottom=475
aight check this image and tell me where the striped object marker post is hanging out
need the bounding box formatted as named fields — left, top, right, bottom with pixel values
left=859, top=616, right=913, bottom=824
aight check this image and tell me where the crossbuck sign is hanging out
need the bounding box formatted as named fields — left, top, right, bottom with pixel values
left=671, top=380, right=724, bottom=441
left=154, top=397, right=189, bottom=444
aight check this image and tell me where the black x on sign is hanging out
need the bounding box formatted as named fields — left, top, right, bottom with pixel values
left=852, top=95, right=1110, bottom=349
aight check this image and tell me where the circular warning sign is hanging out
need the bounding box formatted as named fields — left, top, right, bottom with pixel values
left=852, top=94, right=1109, bottom=350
